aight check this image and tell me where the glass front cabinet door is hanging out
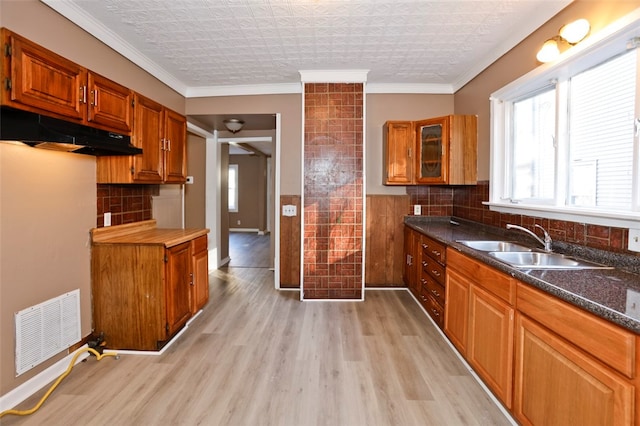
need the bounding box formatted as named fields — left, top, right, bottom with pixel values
left=416, top=117, right=449, bottom=184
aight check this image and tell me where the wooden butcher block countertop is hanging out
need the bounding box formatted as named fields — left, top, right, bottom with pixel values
left=91, top=220, right=209, bottom=247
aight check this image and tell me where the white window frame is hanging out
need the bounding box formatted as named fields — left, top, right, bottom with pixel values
left=488, top=9, right=640, bottom=229
left=228, top=164, right=238, bottom=213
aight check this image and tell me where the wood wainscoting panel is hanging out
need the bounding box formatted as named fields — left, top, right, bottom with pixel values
left=365, top=194, right=410, bottom=286
left=280, top=195, right=301, bottom=288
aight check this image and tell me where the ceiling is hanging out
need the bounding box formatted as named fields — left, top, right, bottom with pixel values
left=41, top=0, right=571, bottom=154
left=42, top=0, right=571, bottom=96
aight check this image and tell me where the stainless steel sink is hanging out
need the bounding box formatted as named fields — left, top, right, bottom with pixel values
left=457, top=240, right=532, bottom=252
left=488, top=251, right=613, bottom=270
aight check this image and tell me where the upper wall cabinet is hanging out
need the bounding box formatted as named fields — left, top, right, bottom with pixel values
left=383, top=115, right=477, bottom=185
left=96, top=93, right=186, bottom=184
left=1, top=29, right=132, bottom=134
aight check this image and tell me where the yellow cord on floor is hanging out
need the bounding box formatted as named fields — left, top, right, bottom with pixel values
left=0, top=347, right=118, bottom=418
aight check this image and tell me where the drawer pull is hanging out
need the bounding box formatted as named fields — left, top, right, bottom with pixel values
left=422, top=243, right=429, bottom=249
left=431, top=269, right=441, bottom=277
left=431, top=289, right=440, bottom=297
left=431, top=309, right=440, bottom=317
left=431, top=249, right=441, bottom=257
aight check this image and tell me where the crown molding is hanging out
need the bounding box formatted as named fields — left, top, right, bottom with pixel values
left=185, top=83, right=302, bottom=98
left=451, top=0, right=572, bottom=92
left=299, top=70, right=369, bottom=83
left=366, top=83, right=454, bottom=94
left=41, top=0, right=189, bottom=96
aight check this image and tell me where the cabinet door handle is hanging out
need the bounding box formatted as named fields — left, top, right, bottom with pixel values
left=80, top=85, right=87, bottom=104
left=161, top=139, right=166, bottom=151
left=166, top=139, right=171, bottom=151
left=91, top=89, right=98, bottom=107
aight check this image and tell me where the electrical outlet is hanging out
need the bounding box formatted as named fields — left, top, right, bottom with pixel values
left=413, top=204, right=421, bottom=215
left=237, top=220, right=241, bottom=225
left=282, top=205, right=297, bottom=216
left=104, top=212, right=111, bottom=227
left=629, top=228, right=640, bottom=252
left=626, top=289, right=640, bottom=319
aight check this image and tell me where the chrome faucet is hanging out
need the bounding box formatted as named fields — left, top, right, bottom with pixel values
left=506, top=224, right=553, bottom=252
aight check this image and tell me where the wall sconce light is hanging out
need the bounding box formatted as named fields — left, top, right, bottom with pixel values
left=223, top=118, right=244, bottom=133
left=536, top=18, right=590, bottom=63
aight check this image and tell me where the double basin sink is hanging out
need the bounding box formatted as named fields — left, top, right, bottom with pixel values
left=457, top=240, right=612, bottom=270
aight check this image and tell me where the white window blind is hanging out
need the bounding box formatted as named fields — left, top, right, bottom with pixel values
left=568, top=50, right=636, bottom=211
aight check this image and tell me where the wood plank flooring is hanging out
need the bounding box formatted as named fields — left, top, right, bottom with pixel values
left=3, top=267, right=512, bottom=425
left=228, top=231, right=270, bottom=268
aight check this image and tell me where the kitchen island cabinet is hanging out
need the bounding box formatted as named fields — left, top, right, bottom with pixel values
left=91, top=220, right=208, bottom=351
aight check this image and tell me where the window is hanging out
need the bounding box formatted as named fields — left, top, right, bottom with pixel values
left=490, top=12, right=640, bottom=228
left=228, top=164, right=238, bottom=213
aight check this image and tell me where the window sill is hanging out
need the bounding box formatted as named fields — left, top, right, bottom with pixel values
left=485, top=202, right=640, bottom=229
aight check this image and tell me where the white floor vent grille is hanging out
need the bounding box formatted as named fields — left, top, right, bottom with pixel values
left=15, top=290, right=81, bottom=376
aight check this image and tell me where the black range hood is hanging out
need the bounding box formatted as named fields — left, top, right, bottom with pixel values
left=0, top=107, right=142, bottom=156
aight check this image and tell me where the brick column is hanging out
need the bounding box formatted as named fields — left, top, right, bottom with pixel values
left=302, top=82, right=364, bottom=299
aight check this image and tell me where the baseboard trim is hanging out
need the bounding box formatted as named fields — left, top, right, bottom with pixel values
left=0, top=345, right=90, bottom=412
left=103, top=310, right=202, bottom=357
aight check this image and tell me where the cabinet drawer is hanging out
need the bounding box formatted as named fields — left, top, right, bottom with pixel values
left=426, top=294, right=445, bottom=329
left=447, top=248, right=515, bottom=305
left=192, top=235, right=208, bottom=254
left=517, top=283, right=636, bottom=379
left=420, top=235, right=446, bottom=265
left=421, top=255, right=445, bottom=285
left=421, top=273, right=445, bottom=307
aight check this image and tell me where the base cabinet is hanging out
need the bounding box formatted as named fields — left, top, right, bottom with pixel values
left=91, top=221, right=208, bottom=350
left=444, top=248, right=515, bottom=408
left=191, top=235, right=209, bottom=314
left=514, top=314, right=633, bottom=425
left=165, top=241, right=193, bottom=337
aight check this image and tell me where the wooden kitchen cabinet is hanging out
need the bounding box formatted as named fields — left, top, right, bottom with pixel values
left=165, top=241, right=193, bottom=336
left=91, top=221, right=209, bottom=350
left=444, top=248, right=515, bottom=408
left=1, top=28, right=132, bottom=133
left=96, top=92, right=186, bottom=183
left=383, top=115, right=477, bottom=185
left=444, top=268, right=469, bottom=354
left=384, top=121, right=415, bottom=185
left=403, top=226, right=419, bottom=296
left=514, top=283, right=636, bottom=425
left=191, top=235, right=209, bottom=314
left=419, top=234, right=447, bottom=329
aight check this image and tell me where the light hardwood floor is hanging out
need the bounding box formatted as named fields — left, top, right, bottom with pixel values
left=3, top=267, right=512, bottom=426
left=229, top=231, right=271, bottom=268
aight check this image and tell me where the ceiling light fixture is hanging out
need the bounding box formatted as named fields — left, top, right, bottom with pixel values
left=536, top=18, right=590, bottom=63
left=223, top=118, right=244, bottom=133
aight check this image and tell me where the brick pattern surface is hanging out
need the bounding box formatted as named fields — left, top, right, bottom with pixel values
left=96, top=184, right=158, bottom=227
left=303, top=83, right=364, bottom=299
left=453, top=182, right=633, bottom=254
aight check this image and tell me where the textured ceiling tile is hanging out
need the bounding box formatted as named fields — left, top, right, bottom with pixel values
left=62, top=0, right=571, bottom=92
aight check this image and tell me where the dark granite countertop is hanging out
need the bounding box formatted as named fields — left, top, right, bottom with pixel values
left=405, top=216, right=640, bottom=334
